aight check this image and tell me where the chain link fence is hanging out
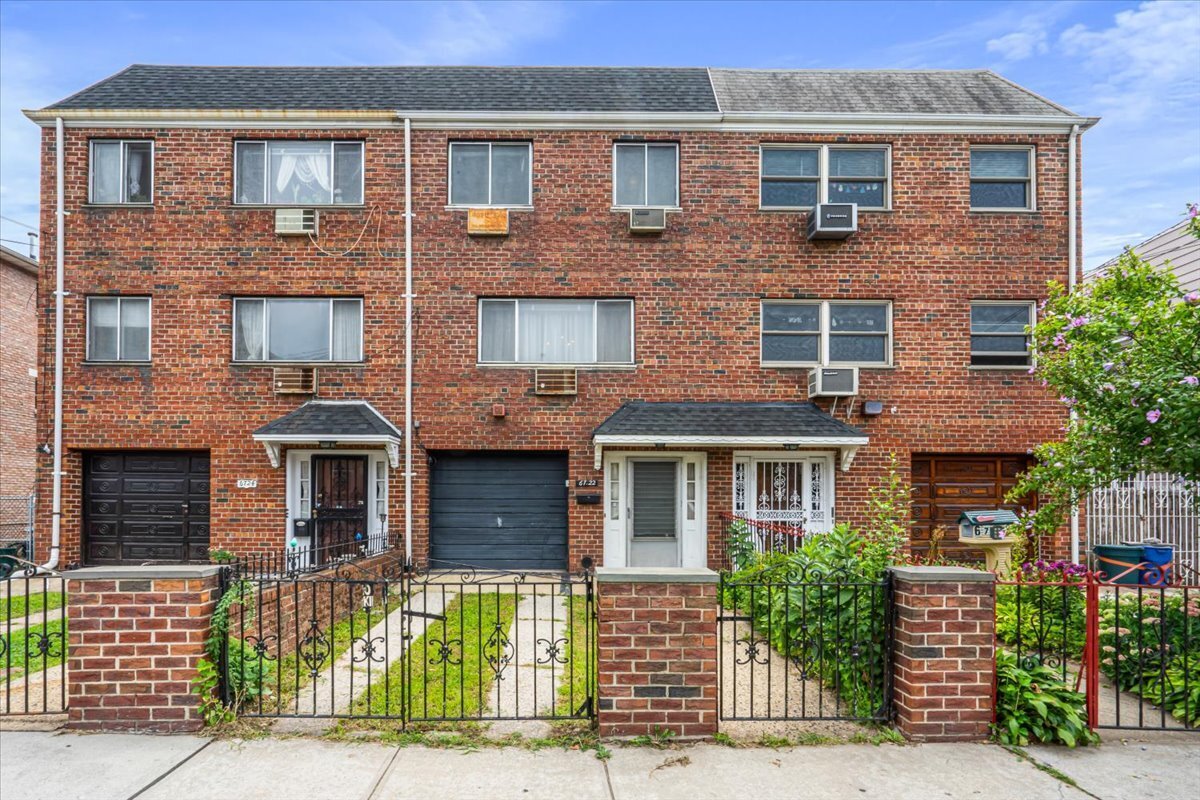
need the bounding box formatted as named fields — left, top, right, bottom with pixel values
left=0, top=495, right=34, bottom=559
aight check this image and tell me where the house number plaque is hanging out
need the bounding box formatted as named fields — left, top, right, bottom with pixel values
left=236, top=479, right=258, bottom=489
left=575, top=479, right=598, bottom=487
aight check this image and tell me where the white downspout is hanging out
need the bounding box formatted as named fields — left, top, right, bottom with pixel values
left=41, top=117, right=65, bottom=571
left=403, top=117, right=414, bottom=565
left=1068, top=123, right=1081, bottom=564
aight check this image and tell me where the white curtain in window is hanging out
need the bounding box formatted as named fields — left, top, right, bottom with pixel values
left=120, top=298, right=151, bottom=361
left=272, top=143, right=332, bottom=203
left=480, top=301, right=516, bottom=361
left=92, top=143, right=122, bottom=203
left=234, top=300, right=265, bottom=360
left=518, top=300, right=594, bottom=363
left=126, top=148, right=145, bottom=199
left=332, top=300, right=362, bottom=361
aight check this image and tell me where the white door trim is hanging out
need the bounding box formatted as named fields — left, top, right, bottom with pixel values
left=285, top=448, right=389, bottom=564
left=603, top=451, right=707, bottom=568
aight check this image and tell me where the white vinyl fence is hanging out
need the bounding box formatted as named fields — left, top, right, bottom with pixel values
left=1086, top=473, right=1199, bottom=576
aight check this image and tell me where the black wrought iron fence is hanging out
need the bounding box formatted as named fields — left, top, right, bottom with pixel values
left=220, top=531, right=395, bottom=580
left=1, top=566, right=68, bottom=715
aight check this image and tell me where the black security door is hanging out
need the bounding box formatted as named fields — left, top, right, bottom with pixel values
left=312, top=455, right=369, bottom=564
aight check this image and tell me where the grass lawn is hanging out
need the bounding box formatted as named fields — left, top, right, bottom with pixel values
left=354, top=592, right=518, bottom=720
left=1, top=617, right=67, bottom=680
left=554, top=593, right=596, bottom=718
left=1, top=591, right=66, bottom=623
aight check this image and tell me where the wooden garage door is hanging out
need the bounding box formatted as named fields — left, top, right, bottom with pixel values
left=430, top=452, right=568, bottom=571
left=911, top=454, right=1034, bottom=559
left=84, top=451, right=211, bottom=565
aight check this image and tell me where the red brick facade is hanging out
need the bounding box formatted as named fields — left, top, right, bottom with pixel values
left=1, top=249, right=38, bottom=500
left=33, top=122, right=1079, bottom=567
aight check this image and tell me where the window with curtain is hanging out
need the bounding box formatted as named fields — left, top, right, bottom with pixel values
left=478, top=299, right=633, bottom=365
left=970, top=302, right=1033, bottom=366
left=233, top=298, right=362, bottom=362
left=758, top=145, right=889, bottom=209
left=761, top=300, right=891, bottom=366
left=234, top=141, right=363, bottom=205
left=87, top=296, right=150, bottom=361
left=89, top=141, right=153, bottom=204
left=449, top=142, right=532, bottom=206
left=613, top=143, right=679, bottom=207
left=970, top=148, right=1034, bottom=210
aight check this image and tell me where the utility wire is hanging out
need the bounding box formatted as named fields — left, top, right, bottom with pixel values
left=0, top=215, right=39, bottom=231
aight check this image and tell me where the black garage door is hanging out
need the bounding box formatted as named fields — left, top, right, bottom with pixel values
left=430, top=452, right=568, bottom=571
left=84, top=451, right=211, bottom=565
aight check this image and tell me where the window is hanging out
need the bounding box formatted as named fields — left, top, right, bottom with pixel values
left=234, top=141, right=363, bottom=205
left=478, top=299, right=633, bottom=365
left=970, top=148, right=1034, bottom=210
left=87, top=297, right=150, bottom=361
left=970, top=302, right=1033, bottom=367
left=761, top=300, right=891, bottom=367
left=89, top=141, right=153, bottom=204
left=449, top=142, right=532, bottom=206
left=233, top=298, right=363, bottom=362
left=613, top=143, right=678, bottom=208
left=759, top=145, right=889, bottom=210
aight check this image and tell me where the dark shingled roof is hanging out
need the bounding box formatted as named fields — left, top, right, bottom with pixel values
left=254, top=401, right=401, bottom=439
left=47, top=65, right=719, bottom=112
left=593, top=401, right=864, bottom=439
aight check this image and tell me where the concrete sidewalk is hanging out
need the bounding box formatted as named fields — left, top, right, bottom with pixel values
left=0, top=730, right=1196, bottom=800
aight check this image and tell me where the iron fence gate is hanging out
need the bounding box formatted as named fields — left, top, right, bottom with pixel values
left=717, top=569, right=893, bottom=723
left=219, top=556, right=597, bottom=725
left=1, top=567, right=68, bottom=716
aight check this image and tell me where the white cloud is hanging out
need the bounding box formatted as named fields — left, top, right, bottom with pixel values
left=986, top=29, right=1049, bottom=61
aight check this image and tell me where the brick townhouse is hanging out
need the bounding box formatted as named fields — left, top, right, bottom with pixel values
left=1, top=245, right=39, bottom=523
left=24, top=66, right=1095, bottom=571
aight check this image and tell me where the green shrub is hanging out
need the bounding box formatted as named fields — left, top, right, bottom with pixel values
left=994, top=648, right=1097, bottom=747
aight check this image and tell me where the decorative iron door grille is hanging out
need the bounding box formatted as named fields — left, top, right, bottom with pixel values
left=311, top=455, right=369, bottom=565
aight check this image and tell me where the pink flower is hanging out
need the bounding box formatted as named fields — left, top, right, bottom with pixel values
left=1100, top=383, right=1116, bottom=392
left=1185, top=291, right=1200, bottom=304
left=1131, top=397, right=1139, bottom=407
left=1068, top=316, right=1089, bottom=329
left=1184, top=376, right=1199, bottom=386
left=1146, top=409, right=1162, bottom=423
left=1141, top=437, right=1153, bottom=446
left=1053, top=333, right=1066, bottom=348
left=1060, top=396, right=1077, bottom=407
left=1103, top=362, right=1115, bottom=371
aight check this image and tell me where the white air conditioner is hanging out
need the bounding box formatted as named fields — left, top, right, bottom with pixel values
left=806, top=203, right=857, bottom=240
left=275, top=208, right=319, bottom=236
left=808, top=367, right=858, bottom=397
left=629, top=207, right=666, bottom=233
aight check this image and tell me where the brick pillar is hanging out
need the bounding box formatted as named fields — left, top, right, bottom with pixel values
left=889, top=565, right=996, bottom=742
left=67, top=565, right=221, bottom=732
left=595, top=567, right=718, bottom=739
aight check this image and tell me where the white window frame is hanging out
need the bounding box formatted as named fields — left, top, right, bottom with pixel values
left=760, top=299, right=892, bottom=368
left=476, top=298, right=635, bottom=367
left=759, top=143, right=891, bottom=211
left=447, top=141, right=533, bottom=208
left=969, top=146, right=1036, bottom=212
left=85, top=296, right=152, bottom=362
left=232, top=297, right=364, bottom=364
left=611, top=142, right=680, bottom=209
left=88, top=140, right=154, bottom=205
left=969, top=300, right=1036, bottom=369
left=232, top=140, right=365, bottom=206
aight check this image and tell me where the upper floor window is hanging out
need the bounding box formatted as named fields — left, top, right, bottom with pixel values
left=613, top=143, right=679, bottom=208
left=87, top=296, right=150, bottom=362
left=479, top=298, right=633, bottom=365
left=233, top=297, right=363, bottom=362
left=760, top=145, right=890, bottom=210
left=761, top=300, right=892, bottom=367
left=970, top=148, right=1034, bottom=210
left=449, top=142, right=532, bottom=207
left=89, top=140, right=153, bottom=204
left=970, top=302, right=1033, bottom=367
left=234, top=141, right=363, bottom=205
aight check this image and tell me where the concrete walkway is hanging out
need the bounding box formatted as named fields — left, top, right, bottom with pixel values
left=1, top=730, right=1196, bottom=800
left=486, top=587, right=571, bottom=737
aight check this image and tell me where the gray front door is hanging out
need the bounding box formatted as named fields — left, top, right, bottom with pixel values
left=628, top=460, right=680, bottom=567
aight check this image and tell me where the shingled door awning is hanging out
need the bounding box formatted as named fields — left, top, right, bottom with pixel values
left=591, top=401, right=869, bottom=470
left=252, top=400, right=402, bottom=468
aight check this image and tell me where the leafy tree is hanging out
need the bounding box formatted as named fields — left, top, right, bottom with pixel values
left=1010, top=207, right=1200, bottom=541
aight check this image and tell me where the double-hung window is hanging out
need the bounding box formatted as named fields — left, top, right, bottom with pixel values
left=970, top=148, right=1034, bottom=210
left=449, top=142, right=532, bottom=206
left=87, top=296, right=151, bottom=362
left=233, top=298, right=363, bottom=363
left=89, top=140, right=153, bottom=204
left=761, top=300, right=891, bottom=367
left=613, top=143, right=679, bottom=208
left=479, top=299, right=633, bottom=366
left=970, top=302, right=1033, bottom=367
left=760, top=145, right=889, bottom=210
left=234, top=141, right=364, bottom=205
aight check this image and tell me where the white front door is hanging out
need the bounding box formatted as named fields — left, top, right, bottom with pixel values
left=733, top=452, right=835, bottom=532
left=603, top=452, right=706, bottom=568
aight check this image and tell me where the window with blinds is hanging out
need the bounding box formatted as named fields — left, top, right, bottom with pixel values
left=631, top=461, right=678, bottom=538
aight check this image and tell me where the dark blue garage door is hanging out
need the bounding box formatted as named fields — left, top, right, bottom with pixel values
left=430, top=452, right=568, bottom=571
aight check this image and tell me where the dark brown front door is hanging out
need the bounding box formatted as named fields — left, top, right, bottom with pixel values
left=911, top=454, right=1035, bottom=560
left=84, top=451, right=211, bottom=565
left=312, top=455, right=368, bottom=563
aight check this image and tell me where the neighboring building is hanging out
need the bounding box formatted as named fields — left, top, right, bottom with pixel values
left=24, top=65, right=1095, bottom=570
left=1088, top=219, right=1200, bottom=291
left=0, top=245, right=38, bottom=548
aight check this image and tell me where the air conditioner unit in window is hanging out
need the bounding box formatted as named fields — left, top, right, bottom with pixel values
left=808, top=367, right=858, bottom=397
left=806, top=203, right=857, bottom=240
left=273, top=367, right=317, bottom=395
left=629, top=207, right=666, bottom=233
left=534, top=368, right=578, bottom=396
left=275, top=208, right=319, bottom=236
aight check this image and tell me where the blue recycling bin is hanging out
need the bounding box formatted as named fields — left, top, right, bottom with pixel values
left=1139, top=544, right=1173, bottom=587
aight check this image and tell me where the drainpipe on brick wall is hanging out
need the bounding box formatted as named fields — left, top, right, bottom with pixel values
left=403, top=117, right=413, bottom=564
left=1068, top=123, right=1081, bottom=564
left=41, top=117, right=65, bottom=571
